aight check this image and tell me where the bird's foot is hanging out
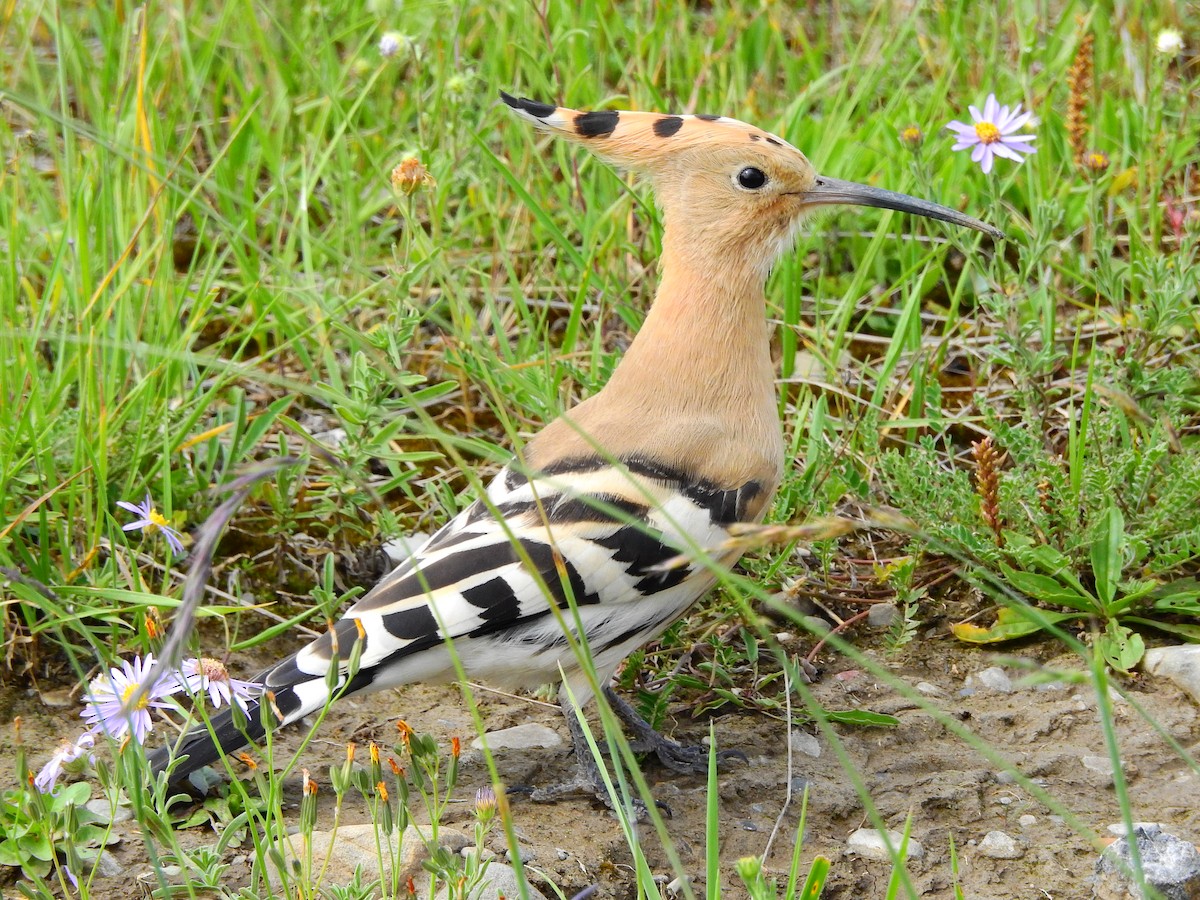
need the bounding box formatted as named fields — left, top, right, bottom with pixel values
left=627, top=731, right=748, bottom=775
left=603, top=685, right=748, bottom=775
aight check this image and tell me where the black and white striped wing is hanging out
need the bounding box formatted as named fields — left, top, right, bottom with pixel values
left=267, top=456, right=762, bottom=719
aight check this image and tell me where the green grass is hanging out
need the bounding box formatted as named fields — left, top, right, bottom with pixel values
left=2, top=0, right=1199, bottom=897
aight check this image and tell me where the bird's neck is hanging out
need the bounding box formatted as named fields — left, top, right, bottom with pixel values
left=526, top=226, right=785, bottom=498
left=604, top=230, right=777, bottom=417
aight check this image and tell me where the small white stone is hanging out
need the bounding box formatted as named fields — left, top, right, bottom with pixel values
left=1082, top=755, right=1116, bottom=776
left=867, top=603, right=901, bottom=628
left=846, top=828, right=924, bottom=861
left=978, top=830, right=1023, bottom=859
left=1019, top=815, right=1037, bottom=828
left=1107, top=822, right=1164, bottom=837
left=471, top=723, right=562, bottom=751
left=1143, top=645, right=1200, bottom=705
left=915, top=681, right=944, bottom=696
left=972, top=666, right=1013, bottom=693
left=665, top=875, right=692, bottom=897
left=788, top=731, right=821, bottom=758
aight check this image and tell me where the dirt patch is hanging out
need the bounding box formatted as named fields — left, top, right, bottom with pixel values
left=4, top=635, right=1199, bottom=899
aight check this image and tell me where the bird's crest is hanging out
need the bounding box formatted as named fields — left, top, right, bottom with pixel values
left=499, top=91, right=802, bottom=174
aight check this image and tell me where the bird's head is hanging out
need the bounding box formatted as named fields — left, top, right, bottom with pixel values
left=501, top=92, right=1002, bottom=276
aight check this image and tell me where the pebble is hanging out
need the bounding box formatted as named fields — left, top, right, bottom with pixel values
left=505, top=847, right=536, bottom=864
left=867, top=603, right=901, bottom=628
left=1082, top=755, right=1115, bottom=779
left=846, top=828, right=924, bottom=861
left=93, top=849, right=124, bottom=878
left=915, top=681, right=944, bottom=697
left=994, top=770, right=1017, bottom=785
left=470, top=723, right=563, bottom=751
left=557, top=848, right=570, bottom=861
left=1019, top=815, right=1037, bottom=828
left=978, top=831, right=1023, bottom=859
left=802, top=615, right=833, bottom=636
left=433, top=862, right=549, bottom=900
left=789, top=731, right=821, bottom=758
left=1094, top=825, right=1200, bottom=900
left=1143, top=645, right=1200, bottom=705
left=665, top=875, right=692, bottom=897
left=1107, top=822, right=1164, bottom=837
left=971, top=666, right=1013, bottom=693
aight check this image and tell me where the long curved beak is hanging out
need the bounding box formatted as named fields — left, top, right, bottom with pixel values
left=802, top=176, right=1004, bottom=240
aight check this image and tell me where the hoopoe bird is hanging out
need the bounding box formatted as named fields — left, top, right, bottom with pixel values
left=152, top=92, right=1000, bottom=797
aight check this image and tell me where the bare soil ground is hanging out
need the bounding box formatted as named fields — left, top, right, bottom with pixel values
left=5, top=630, right=1199, bottom=900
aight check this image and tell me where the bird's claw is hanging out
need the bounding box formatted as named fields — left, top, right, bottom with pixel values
left=629, top=734, right=748, bottom=774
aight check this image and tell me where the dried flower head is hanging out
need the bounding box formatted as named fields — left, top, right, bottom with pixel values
left=117, top=493, right=186, bottom=555
left=376, top=780, right=389, bottom=802
left=238, top=752, right=258, bottom=771
left=33, top=733, right=96, bottom=793
left=1066, top=33, right=1094, bottom=166
left=450, top=736, right=461, bottom=758
left=972, top=437, right=1005, bottom=546
left=946, top=94, right=1037, bottom=174
left=391, top=158, right=435, bottom=196
left=1156, top=29, right=1184, bottom=55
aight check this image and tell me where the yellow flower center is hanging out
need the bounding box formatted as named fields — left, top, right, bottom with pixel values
left=901, top=126, right=922, bottom=143
left=974, top=121, right=1001, bottom=144
left=121, top=682, right=150, bottom=711
left=147, top=508, right=170, bottom=532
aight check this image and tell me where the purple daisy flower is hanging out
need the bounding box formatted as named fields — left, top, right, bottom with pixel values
left=946, top=94, right=1037, bottom=174
left=33, top=732, right=96, bottom=793
left=81, top=653, right=181, bottom=744
left=117, top=493, right=186, bottom=556
left=180, top=657, right=260, bottom=712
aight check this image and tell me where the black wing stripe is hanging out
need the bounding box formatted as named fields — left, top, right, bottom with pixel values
left=591, top=526, right=690, bottom=595
left=461, top=575, right=522, bottom=621
left=382, top=604, right=439, bottom=640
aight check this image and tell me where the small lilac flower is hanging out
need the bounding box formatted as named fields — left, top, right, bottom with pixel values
left=946, top=94, right=1037, bottom=174
left=117, top=493, right=186, bottom=555
left=81, top=654, right=180, bottom=744
left=180, top=657, right=260, bottom=711
left=33, top=733, right=95, bottom=793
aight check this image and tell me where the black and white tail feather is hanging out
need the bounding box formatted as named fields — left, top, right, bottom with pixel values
left=151, top=455, right=759, bottom=786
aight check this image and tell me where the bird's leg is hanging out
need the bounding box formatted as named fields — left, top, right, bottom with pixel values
left=602, top=685, right=747, bottom=774
left=528, top=689, right=610, bottom=803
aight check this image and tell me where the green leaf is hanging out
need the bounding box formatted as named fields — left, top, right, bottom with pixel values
left=1091, top=505, right=1126, bottom=608
left=1124, top=617, right=1200, bottom=641
left=1098, top=621, right=1145, bottom=673
left=998, top=565, right=1097, bottom=612
left=825, top=710, right=899, bottom=727
left=952, top=606, right=1079, bottom=643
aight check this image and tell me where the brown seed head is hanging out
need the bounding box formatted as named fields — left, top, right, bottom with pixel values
left=392, top=157, right=435, bottom=195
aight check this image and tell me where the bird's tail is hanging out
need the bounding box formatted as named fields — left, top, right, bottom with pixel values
left=150, top=639, right=353, bottom=788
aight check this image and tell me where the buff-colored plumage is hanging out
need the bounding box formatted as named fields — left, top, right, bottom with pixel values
left=152, top=92, right=1000, bottom=795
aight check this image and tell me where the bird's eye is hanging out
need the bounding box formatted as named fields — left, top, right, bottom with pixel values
left=735, top=166, right=768, bottom=190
